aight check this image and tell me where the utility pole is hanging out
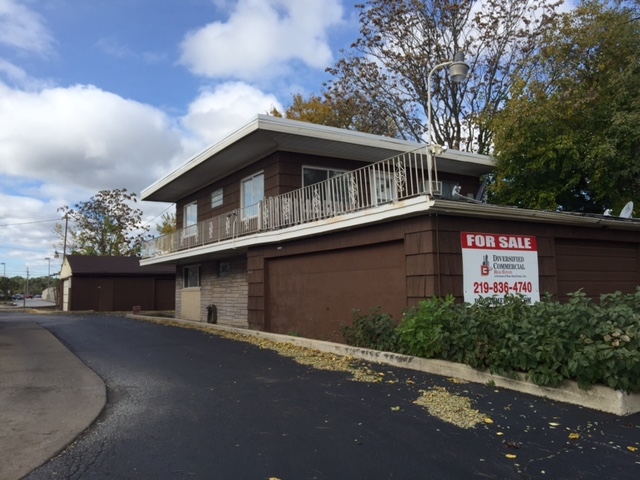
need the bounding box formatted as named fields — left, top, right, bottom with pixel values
left=45, top=257, right=51, bottom=290
left=63, top=213, right=69, bottom=258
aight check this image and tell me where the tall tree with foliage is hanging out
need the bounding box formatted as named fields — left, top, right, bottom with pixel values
left=325, top=0, right=562, bottom=153
left=270, top=92, right=399, bottom=136
left=56, top=188, right=150, bottom=256
left=489, top=0, right=640, bottom=213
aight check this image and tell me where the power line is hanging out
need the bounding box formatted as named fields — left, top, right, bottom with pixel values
left=0, top=218, right=59, bottom=227
left=141, top=203, right=175, bottom=228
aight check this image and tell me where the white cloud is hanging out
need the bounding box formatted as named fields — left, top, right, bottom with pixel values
left=181, top=81, right=283, bottom=146
left=0, top=81, right=186, bottom=271
left=0, top=82, right=184, bottom=195
left=178, top=0, right=343, bottom=80
left=0, top=0, right=54, bottom=55
left=0, top=79, right=288, bottom=270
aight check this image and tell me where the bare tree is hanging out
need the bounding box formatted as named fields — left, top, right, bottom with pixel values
left=325, top=0, right=562, bottom=153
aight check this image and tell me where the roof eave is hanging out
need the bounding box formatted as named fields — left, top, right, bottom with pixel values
left=141, top=115, right=495, bottom=203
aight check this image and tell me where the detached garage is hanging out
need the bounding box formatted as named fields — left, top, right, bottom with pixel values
left=60, top=255, right=175, bottom=312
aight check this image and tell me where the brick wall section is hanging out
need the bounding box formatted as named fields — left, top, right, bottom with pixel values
left=200, top=256, right=249, bottom=327
left=175, top=267, right=183, bottom=315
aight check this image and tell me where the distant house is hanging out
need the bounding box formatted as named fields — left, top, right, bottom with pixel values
left=59, top=255, right=175, bottom=312
left=139, top=115, right=640, bottom=341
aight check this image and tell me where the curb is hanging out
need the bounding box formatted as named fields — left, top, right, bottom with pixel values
left=128, top=315, right=640, bottom=416
left=0, top=322, right=106, bottom=480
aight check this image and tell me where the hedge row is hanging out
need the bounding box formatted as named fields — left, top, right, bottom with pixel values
left=341, top=289, right=640, bottom=393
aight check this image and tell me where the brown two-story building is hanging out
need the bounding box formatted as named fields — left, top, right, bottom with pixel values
left=141, top=115, right=640, bottom=341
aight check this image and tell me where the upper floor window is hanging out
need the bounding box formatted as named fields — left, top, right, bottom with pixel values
left=241, top=172, right=264, bottom=218
left=183, top=202, right=197, bottom=236
left=303, top=167, right=350, bottom=206
left=303, top=167, right=347, bottom=187
left=211, top=188, right=223, bottom=208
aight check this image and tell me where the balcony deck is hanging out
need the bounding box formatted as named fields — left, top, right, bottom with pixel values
left=141, top=146, right=441, bottom=259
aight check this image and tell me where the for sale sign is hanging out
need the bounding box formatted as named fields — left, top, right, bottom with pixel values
left=460, top=232, right=540, bottom=304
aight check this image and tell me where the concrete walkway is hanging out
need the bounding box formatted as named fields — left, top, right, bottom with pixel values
left=0, top=321, right=106, bottom=480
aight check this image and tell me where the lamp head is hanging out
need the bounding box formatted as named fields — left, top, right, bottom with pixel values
left=449, top=51, right=469, bottom=83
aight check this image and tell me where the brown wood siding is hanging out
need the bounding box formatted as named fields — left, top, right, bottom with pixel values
left=555, top=239, right=640, bottom=300
left=176, top=152, right=377, bottom=226
left=430, top=215, right=559, bottom=300
left=266, top=241, right=406, bottom=341
left=176, top=153, right=280, bottom=225
left=247, top=249, right=266, bottom=330
left=243, top=209, right=640, bottom=342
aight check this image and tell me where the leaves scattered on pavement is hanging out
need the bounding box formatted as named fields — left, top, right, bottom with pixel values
left=137, top=317, right=489, bottom=429
left=413, top=387, right=487, bottom=429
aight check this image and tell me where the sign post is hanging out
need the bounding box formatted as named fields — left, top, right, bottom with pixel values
left=460, top=232, right=540, bottom=304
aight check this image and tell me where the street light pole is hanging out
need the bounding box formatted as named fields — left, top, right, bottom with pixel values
left=1, top=262, right=5, bottom=299
left=426, top=51, right=470, bottom=197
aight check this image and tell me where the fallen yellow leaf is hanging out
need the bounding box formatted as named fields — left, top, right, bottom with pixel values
left=496, top=432, right=504, bottom=436
left=505, top=454, right=517, bottom=459
left=628, top=446, right=638, bottom=452
left=484, top=418, right=494, bottom=424
left=391, top=406, right=400, bottom=411
left=569, top=433, right=580, bottom=440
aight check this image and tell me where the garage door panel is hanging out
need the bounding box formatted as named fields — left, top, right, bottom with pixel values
left=267, top=242, right=406, bottom=342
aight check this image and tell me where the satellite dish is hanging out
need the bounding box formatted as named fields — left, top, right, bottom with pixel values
left=619, top=201, right=634, bottom=218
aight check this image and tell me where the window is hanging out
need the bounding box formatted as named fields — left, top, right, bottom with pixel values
left=372, top=171, right=396, bottom=205
left=219, top=261, right=230, bottom=277
left=183, top=202, right=197, bottom=237
left=241, top=172, right=264, bottom=218
left=302, top=167, right=347, bottom=187
left=183, top=265, right=200, bottom=288
left=303, top=167, right=350, bottom=210
left=211, top=188, right=223, bottom=208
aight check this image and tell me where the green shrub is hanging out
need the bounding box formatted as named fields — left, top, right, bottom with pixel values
left=396, top=296, right=459, bottom=359
left=343, top=287, right=640, bottom=393
left=341, top=307, right=400, bottom=352
left=569, top=289, right=640, bottom=392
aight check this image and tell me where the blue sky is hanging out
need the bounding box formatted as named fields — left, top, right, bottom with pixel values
left=0, top=0, right=361, bottom=282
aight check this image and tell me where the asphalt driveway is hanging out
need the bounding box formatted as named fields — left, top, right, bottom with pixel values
left=1, top=312, right=639, bottom=479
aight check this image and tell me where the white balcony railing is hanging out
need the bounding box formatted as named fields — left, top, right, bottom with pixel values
left=141, top=145, right=440, bottom=258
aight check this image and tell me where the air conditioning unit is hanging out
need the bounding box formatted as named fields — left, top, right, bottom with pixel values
left=420, top=181, right=442, bottom=196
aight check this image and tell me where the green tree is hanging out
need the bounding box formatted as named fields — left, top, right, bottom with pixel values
left=156, top=212, right=177, bottom=235
left=489, top=0, right=640, bottom=213
left=325, top=0, right=562, bottom=152
left=56, top=188, right=150, bottom=256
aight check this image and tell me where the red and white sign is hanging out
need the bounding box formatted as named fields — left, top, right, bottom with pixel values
left=460, top=232, right=540, bottom=304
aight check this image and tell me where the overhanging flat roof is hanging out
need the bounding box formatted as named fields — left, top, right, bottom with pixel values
left=142, top=114, right=495, bottom=203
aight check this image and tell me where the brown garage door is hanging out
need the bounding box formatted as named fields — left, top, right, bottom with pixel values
left=266, top=241, right=406, bottom=342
